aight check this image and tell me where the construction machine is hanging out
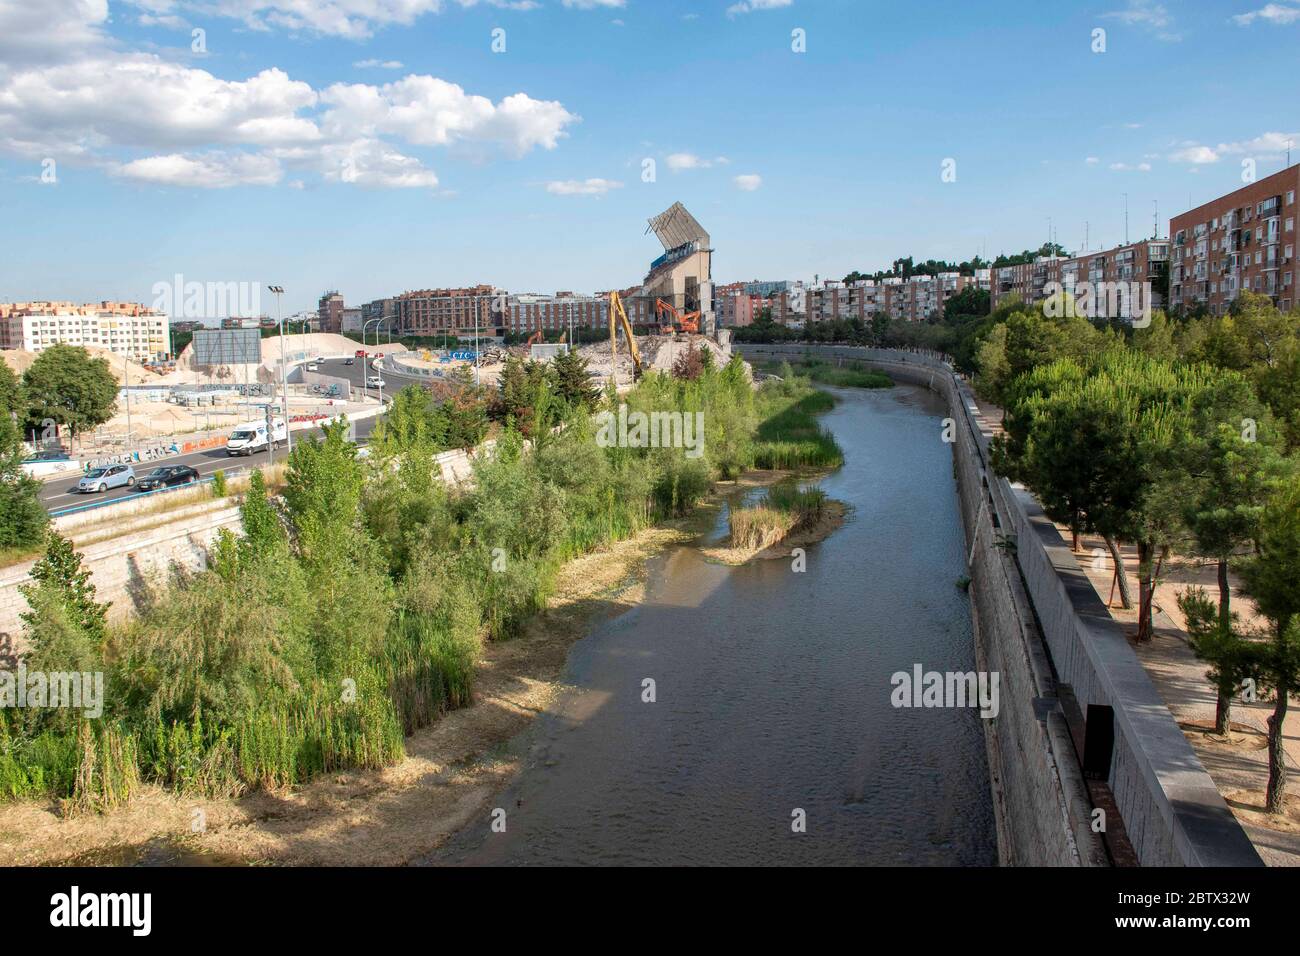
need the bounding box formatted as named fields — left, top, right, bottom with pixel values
left=525, top=329, right=544, bottom=347
left=608, top=290, right=644, bottom=386
left=654, top=298, right=700, bottom=336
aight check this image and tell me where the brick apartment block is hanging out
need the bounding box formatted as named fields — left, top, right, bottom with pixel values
left=393, top=285, right=500, bottom=337
left=1169, top=165, right=1299, bottom=314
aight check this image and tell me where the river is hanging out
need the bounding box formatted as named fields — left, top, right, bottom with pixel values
left=432, top=383, right=998, bottom=866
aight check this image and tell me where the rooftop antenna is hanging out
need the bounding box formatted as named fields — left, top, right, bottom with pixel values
left=1123, top=193, right=1129, bottom=245
left=1153, top=199, right=1159, bottom=239
left=1084, top=221, right=1090, bottom=253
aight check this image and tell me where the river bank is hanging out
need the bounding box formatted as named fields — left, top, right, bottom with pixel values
left=0, top=468, right=835, bottom=867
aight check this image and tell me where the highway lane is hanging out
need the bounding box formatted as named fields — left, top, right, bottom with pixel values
left=37, top=355, right=436, bottom=515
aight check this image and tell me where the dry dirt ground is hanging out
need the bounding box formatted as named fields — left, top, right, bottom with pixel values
left=0, top=516, right=706, bottom=867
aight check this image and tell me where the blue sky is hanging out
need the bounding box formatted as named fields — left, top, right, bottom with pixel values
left=1, top=0, right=1298, bottom=316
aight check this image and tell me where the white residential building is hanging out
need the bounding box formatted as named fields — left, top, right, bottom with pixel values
left=0, top=301, right=171, bottom=362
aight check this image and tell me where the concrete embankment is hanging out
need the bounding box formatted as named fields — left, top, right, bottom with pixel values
left=740, top=344, right=1262, bottom=867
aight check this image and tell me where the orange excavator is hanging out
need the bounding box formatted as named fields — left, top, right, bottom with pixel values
left=525, top=329, right=544, bottom=347
left=655, top=298, right=700, bottom=335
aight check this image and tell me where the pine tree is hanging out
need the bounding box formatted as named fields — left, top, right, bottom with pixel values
left=549, top=348, right=599, bottom=411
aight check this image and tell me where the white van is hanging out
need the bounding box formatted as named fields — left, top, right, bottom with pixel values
left=225, top=418, right=287, bottom=456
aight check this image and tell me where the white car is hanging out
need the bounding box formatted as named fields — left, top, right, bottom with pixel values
left=366, top=375, right=385, bottom=388
left=307, top=362, right=319, bottom=371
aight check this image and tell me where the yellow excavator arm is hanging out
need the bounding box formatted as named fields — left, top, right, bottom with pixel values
left=608, top=291, right=643, bottom=385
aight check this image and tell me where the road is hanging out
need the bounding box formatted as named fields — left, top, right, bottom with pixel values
left=38, top=356, right=442, bottom=515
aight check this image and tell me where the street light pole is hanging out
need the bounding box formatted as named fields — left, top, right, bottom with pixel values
left=268, top=285, right=289, bottom=463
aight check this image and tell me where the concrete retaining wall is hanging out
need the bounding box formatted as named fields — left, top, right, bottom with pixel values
left=0, top=502, right=244, bottom=661
left=739, top=343, right=1262, bottom=867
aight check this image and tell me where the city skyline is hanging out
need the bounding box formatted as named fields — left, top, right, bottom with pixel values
left=2, top=0, right=1299, bottom=313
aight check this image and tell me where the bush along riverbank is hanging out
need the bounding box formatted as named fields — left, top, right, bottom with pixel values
left=759, top=357, right=893, bottom=391
left=0, top=349, right=845, bottom=815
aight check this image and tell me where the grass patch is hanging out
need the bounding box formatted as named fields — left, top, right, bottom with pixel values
left=728, top=481, right=827, bottom=551
left=752, top=382, right=844, bottom=470
left=760, top=358, right=892, bottom=389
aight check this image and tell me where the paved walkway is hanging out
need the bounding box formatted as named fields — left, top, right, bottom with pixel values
left=963, top=386, right=1300, bottom=863
left=1063, top=532, right=1300, bottom=865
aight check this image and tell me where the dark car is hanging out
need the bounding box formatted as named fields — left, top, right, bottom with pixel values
left=134, top=465, right=200, bottom=492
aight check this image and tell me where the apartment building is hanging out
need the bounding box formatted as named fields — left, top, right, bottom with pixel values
left=1058, top=240, right=1169, bottom=317
left=360, top=297, right=397, bottom=335
left=395, top=285, right=500, bottom=336
left=0, top=300, right=170, bottom=362
left=992, top=257, right=1066, bottom=310
left=713, top=285, right=764, bottom=327
left=1169, top=165, right=1299, bottom=314
left=507, top=293, right=606, bottom=336
left=317, top=291, right=345, bottom=334
left=808, top=271, right=990, bottom=323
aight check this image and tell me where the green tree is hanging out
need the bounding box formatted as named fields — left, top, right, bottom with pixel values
left=20, top=530, right=109, bottom=648
left=371, top=385, right=448, bottom=457
left=549, top=348, right=600, bottom=411
left=944, top=286, right=990, bottom=321
left=0, top=413, right=48, bottom=551
left=283, top=418, right=366, bottom=567
left=1131, top=311, right=1179, bottom=362
left=1178, top=587, right=1263, bottom=735
left=1238, top=478, right=1300, bottom=813
left=239, top=469, right=284, bottom=558
left=21, top=344, right=119, bottom=438
left=0, top=361, right=23, bottom=416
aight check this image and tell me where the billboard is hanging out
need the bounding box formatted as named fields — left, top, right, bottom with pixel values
left=193, top=328, right=262, bottom=366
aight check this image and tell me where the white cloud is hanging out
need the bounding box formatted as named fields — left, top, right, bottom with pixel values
left=114, top=151, right=283, bottom=188
left=1109, top=161, right=1152, bottom=171
left=0, top=57, right=321, bottom=158
left=319, top=138, right=439, bottom=187
left=733, top=173, right=762, bottom=191
left=546, top=177, right=622, bottom=196
left=0, top=0, right=110, bottom=66
left=114, top=0, right=539, bottom=41
left=665, top=152, right=729, bottom=171
left=354, top=59, right=404, bottom=69
left=561, top=0, right=626, bottom=8
left=1232, top=4, right=1300, bottom=25
left=0, top=7, right=579, bottom=191
left=1085, top=156, right=1100, bottom=165
left=1169, top=144, right=1220, bottom=164
left=1168, top=131, right=1300, bottom=164
left=1102, top=0, right=1181, bottom=40
left=319, top=77, right=578, bottom=157
left=727, top=0, right=793, bottom=15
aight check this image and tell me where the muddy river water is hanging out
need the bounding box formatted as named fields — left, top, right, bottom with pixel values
left=434, top=383, right=998, bottom=866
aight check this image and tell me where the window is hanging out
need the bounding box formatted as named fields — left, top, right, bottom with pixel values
left=1289, top=190, right=1296, bottom=205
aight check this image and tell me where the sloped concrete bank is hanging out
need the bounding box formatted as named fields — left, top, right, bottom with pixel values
left=740, top=344, right=1262, bottom=867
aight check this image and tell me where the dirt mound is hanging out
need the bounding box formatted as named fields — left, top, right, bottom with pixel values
left=2, top=347, right=157, bottom=384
